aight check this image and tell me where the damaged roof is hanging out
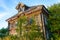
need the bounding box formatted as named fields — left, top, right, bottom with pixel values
left=6, top=3, right=49, bottom=22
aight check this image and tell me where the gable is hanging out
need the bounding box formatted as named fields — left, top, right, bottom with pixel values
left=6, top=5, right=49, bottom=22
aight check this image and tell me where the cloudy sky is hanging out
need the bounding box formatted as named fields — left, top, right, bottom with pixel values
left=0, top=0, right=60, bottom=29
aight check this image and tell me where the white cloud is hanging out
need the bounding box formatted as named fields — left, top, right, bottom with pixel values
left=0, top=21, right=8, bottom=29
left=0, top=13, right=6, bottom=19
left=0, top=0, right=17, bottom=29
left=55, top=0, right=60, bottom=3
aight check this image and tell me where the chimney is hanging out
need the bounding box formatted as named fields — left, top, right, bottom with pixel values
left=16, top=2, right=29, bottom=12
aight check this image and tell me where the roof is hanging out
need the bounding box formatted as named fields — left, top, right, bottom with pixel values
left=6, top=4, right=49, bottom=22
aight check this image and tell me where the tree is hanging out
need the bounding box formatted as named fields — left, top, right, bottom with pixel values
left=16, top=16, right=27, bottom=40
left=0, top=28, right=8, bottom=34
left=16, top=15, right=44, bottom=40
left=0, top=28, right=8, bottom=40
left=48, top=3, right=60, bottom=40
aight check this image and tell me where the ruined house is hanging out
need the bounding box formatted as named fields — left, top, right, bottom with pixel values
left=6, top=3, right=49, bottom=40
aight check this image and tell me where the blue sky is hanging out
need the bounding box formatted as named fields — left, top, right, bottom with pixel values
left=0, top=0, right=60, bottom=29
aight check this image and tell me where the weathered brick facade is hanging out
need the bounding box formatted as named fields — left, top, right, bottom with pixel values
left=6, top=3, right=49, bottom=40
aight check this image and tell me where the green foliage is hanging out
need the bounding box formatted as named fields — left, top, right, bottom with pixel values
left=0, top=28, right=8, bottom=34
left=0, top=28, right=8, bottom=38
left=16, top=15, right=44, bottom=40
left=0, top=28, right=8, bottom=40
left=16, top=16, right=27, bottom=36
left=48, top=3, right=60, bottom=40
